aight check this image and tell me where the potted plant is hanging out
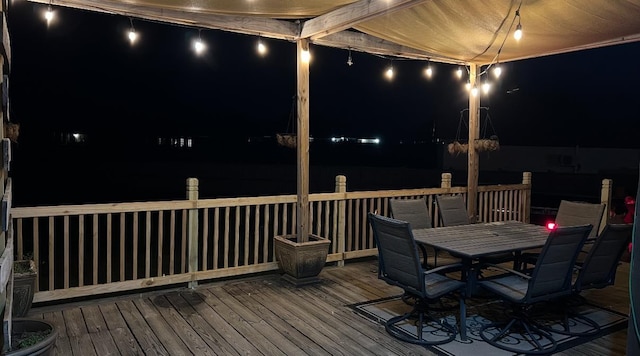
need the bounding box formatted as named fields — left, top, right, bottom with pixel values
left=12, top=254, right=37, bottom=317
left=5, top=318, right=57, bottom=356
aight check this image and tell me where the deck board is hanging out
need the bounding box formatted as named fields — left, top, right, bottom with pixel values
left=26, top=259, right=630, bottom=356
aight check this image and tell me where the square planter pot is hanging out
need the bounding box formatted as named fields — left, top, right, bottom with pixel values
left=274, top=234, right=330, bottom=286
left=12, top=260, right=37, bottom=318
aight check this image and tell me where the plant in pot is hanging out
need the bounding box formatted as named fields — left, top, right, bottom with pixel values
left=12, top=254, right=37, bottom=318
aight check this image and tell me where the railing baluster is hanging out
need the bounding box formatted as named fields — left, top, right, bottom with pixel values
left=202, top=208, right=208, bottom=271
left=244, top=206, right=250, bottom=266
left=79, top=215, right=84, bottom=287
left=224, top=207, right=230, bottom=268
left=170, top=210, right=175, bottom=274
left=146, top=211, right=151, bottom=279
left=158, top=211, right=164, bottom=276
left=213, top=207, right=219, bottom=269
left=133, top=212, right=138, bottom=280
left=181, top=209, right=187, bottom=274
left=120, top=212, right=125, bottom=281
left=64, top=215, right=69, bottom=289
left=92, top=214, right=98, bottom=286
left=106, top=213, right=112, bottom=284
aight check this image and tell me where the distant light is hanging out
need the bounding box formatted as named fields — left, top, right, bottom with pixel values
left=493, top=64, right=502, bottom=78
left=456, top=67, right=463, bottom=79
left=546, top=222, right=556, bottom=230
left=301, top=49, right=311, bottom=63
left=128, top=30, right=138, bottom=44
left=72, top=133, right=80, bottom=140
left=385, top=66, right=394, bottom=80
left=357, top=138, right=380, bottom=144
left=257, top=41, right=267, bottom=56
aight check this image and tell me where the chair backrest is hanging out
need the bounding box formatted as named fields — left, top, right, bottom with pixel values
left=573, top=223, right=632, bottom=292
left=555, top=200, right=606, bottom=238
left=436, top=195, right=470, bottom=226
left=527, top=224, right=592, bottom=302
left=367, top=213, right=425, bottom=296
left=389, top=198, right=432, bottom=229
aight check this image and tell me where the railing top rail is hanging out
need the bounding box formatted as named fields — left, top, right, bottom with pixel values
left=11, top=183, right=529, bottom=219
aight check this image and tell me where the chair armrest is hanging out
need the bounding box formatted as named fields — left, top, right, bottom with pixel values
left=425, top=263, right=464, bottom=275
left=480, top=263, right=531, bottom=280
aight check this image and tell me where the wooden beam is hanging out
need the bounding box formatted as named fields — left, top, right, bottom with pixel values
left=296, top=39, right=310, bottom=242
left=314, top=30, right=464, bottom=64
left=300, top=0, right=428, bottom=40
left=467, top=64, right=479, bottom=222
left=28, top=0, right=298, bottom=41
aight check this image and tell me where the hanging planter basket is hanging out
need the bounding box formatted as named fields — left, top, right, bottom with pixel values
left=447, top=138, right=500, bottom=155
left=276, top=133, right=296, bottom=149
left=448, top=108, right=500, bottom=155
left=277, top=95, right=297, bottom=149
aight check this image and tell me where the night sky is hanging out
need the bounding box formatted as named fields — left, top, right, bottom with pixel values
left=7, top=2, right=640, bottom=149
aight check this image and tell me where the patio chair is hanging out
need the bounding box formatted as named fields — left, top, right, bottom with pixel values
left=389, top=197, right=444, bottom=267
left=367, top=213, right=467, bottom=345
left=538, top=223, right=632, bottom=337
left=435, top=194, right=515, bottom=266
left=519, top=200, right=606, bottom=269
left=477, top=224, right=592, bottom=355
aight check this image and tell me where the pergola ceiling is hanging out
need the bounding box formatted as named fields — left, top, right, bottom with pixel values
left=26, top=0, right=640, bottom=65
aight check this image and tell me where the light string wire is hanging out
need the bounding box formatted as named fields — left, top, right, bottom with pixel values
left=470, top=0, right=523, bottom=78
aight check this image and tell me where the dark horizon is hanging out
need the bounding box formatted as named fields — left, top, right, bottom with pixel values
left=7, top=2, right=640, bottom=149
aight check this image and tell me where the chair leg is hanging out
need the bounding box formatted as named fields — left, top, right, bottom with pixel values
left=479, top=310, right=558, bottom=354
left=531, top=297, right=601, bottom=337
left=385, top=298, right=457, bottom=345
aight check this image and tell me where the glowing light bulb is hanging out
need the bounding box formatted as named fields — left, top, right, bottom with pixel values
left=385, top=66, right=394, bottom=80
left=194, top=39, right=205, bottom=54
left=471, top=85, right=479, bottom=97
left=493, top=64, right=502, bottom=78
left=482, top=82, right=491, bottom=94
left=128, top=30, right=138, bottom=44
left=301, top=49, right=311, bottom=63
left=514, top=23, right=522, bottom=41
left=257, top=41, right=267, bottom=56
left=347, top=51, right=353, bottom=66
left=45, top=6, right=54, bottom=24
left=424, top=66, right=433, bottom=78
left=465, top=81, right=471, bottom=91
left=456, top=67, right=463, bottom=79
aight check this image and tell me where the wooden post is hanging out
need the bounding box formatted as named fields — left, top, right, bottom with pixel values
left=186, top=178, right=199, bottom=289
left=600, top=178, right=612, bottom=234
left=440, top=172, right=452, bottom=189
left=335, top=175, right=346, bottom=267
left=467, top=64, right=480, bottom=223
left=296, top=39, right=310, bottom=243
left=522, top=172, right=532, bottom=223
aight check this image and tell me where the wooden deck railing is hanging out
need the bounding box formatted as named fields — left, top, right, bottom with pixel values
left=10, top=172, right=536, bottom=303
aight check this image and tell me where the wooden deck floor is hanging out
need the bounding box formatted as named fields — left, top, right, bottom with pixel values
left=28, top=259, right=631, bottom=355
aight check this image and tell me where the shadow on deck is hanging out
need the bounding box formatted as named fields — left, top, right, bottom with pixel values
left=28, top=259, right=630, bottom=355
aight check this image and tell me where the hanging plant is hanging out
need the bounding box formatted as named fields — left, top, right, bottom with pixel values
left=277, top=95, right=297, bottom=149
left=447, top=108, right=500, bottom=155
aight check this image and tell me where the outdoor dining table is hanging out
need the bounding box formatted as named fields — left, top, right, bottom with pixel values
left=412, top=220, right=551, bottom=296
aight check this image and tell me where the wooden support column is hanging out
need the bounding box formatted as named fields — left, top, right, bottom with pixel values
left=335, top=175, right=346, bottom=267
left=467, top=64, right=480, bottom=222
left=186, top=178, right=199, bottom=288
left=296, top=39, right=310, bottom=242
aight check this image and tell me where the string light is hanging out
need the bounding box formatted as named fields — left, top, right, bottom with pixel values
left=346, top=49, right=353, bottom=66
left=471, top=85, right=479, bottom=97
left=300, top=48, right=311, bottom=63
left=385, top=62, right=394, bottom=80
left=482, top=81, right=491, bottom=94
left=424, top=60, right=433, bottom=78
left=127, top=18, right=138, bottom=45
left=465, top=80, right=471, bottom=91
left=493, top=63, right=502, bottom=78
left=193, top=30, right=206, bottom=55
left=44, top=5, right=54, bottom=25
left=514, top=10, right=523, bottom=41
left=257, top=37, right=267, bottom=56
left=456, top=67, right=463, bottom=79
